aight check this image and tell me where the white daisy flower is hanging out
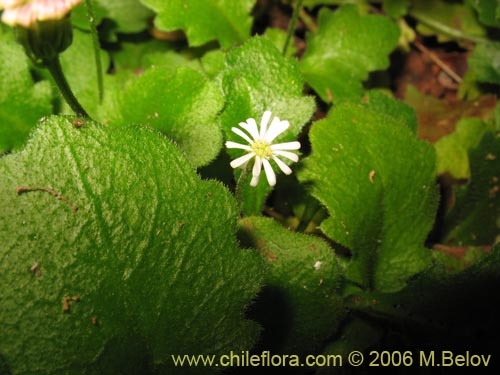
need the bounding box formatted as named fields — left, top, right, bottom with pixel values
left=225, top=111, right=301, bottom=187
left=0, top=0, right=82, bottom=27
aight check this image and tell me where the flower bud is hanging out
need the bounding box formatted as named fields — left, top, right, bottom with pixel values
left=13, top=16, right=73, bottom=66
left=1, top=0, right=82, bottom=65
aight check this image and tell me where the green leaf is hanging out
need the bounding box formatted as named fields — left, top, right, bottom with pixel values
left=300, top=5, right=399, bottom=103
left=434, top=118, right=489, bottom=180
left=111, top=39, right=176, bottom=72
left=111, top=40, right=204, bottom=79
left=116, top=66, right=224, bottom=167
left=97, top=0, right=154, bottom=34
left=468, top=42, right=500, bottom=85
left=411, top=0, right=487, bottom=43
left=72, top=0, right=153, bottom=34
left=0, top=116, right=264, bottom=374
left=442, top=131, right=500, bottom=245
left=200, top=50, right=226, bottom=79
left=219, top=37, right=314, bottom=134
left=0, top=31, right=52, bottom=153
left=219, top=36, right=315, bottom=214
left=142, top=51, right=203, bottom=74
left=139, top=0, right=256, bottom=48
left=362, top=91, right=418, bottom=134
left=238, top=217, right=344, bottom=354
left=471, top=0, right=500, bottom=28
left=298, top=98, right=438, bottom=293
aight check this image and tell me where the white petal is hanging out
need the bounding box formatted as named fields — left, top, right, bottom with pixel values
left=240, top=119, right=260, bottom=141
left=252, top=156, right=262, bottom=177
left=259, top=111, right=273, bottom=139
left=265, top=119, right=289, bottom=143
left=231, top=127, right=253, bottom=144
left=250, top=175, right=260, bottom=187
left=271, top=141, right=301, bottom=151
left=262, top=159, right=276, bottom=186
left=272, top=156, right=292, bottom=175
left=225, top=141, right=251, bottom=151
left=2, top=1, right=25, bottom=9
left=230, top=152, right=255, bottom=169
left=273, top=150, right=299, bottom=162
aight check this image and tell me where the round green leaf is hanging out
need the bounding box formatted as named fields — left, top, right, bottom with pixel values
left=116, top=66, right=224, bottom=168
left=139, top=0, right=256, bottom=48
left=300, top=5, right=399, bottom=103
left=299, top=98, right=438, bottom=292
left=0, top=116, right=263, bottom=374
left=239, top=217, right=344, bottom=354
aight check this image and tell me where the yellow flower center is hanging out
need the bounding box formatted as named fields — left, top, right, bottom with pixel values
left=251, top=140, right=273, bottom=159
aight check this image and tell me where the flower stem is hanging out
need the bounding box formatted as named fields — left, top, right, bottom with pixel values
left=85, top=0, right=104, bottom=103
left=283, top=0, right=304, bottom=56
left=410, top=10, right=491, bottom=45
left=299, top=8, right=318, bottom=33
left=46, top=57, right=90, bottom=118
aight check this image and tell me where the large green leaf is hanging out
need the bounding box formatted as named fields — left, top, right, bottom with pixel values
left=116, top=66, right=224, bottom=167
left=219, top=36, right=314, bottom=141
left=300, top=5, right=399, bottom=103
left=139, top=0, right=256, bottom=48
left=238, top=217, right=344, bottom=354
left=219, top=36, right=315, bottom=214
left=0, top=30, right=52, bottom=153
left=0, top=116, right=264, bottom=374
left=299, top=95, right=438, bottom=293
